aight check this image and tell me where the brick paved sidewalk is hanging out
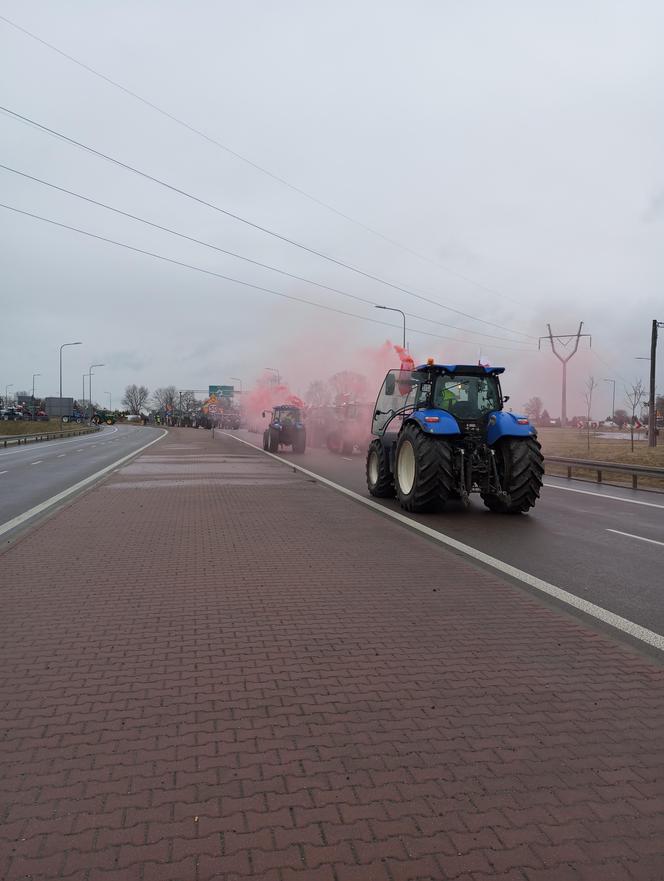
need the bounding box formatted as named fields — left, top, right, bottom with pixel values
left=1, top=428, right=663, bottom=881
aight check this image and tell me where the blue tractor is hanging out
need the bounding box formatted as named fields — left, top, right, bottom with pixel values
left=262, top=405, right=306, bottom=453
left=366, top=362, right=544, bottom=514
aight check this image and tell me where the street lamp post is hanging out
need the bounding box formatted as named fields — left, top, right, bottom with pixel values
left=59, top=341, right=82, bottom=422
left=230, top=376, right=243, bottom=394
left=88, top=364, right=104, bottom=422
left=374, top=305, right=406, bottom=349
left=603, top=378, right=616, bottom=422
left=265, top=367, right=281, bottom=385
left=105, top=392, right=112, bottom=410
left=32, top=373, right=41, bottom=417
left=4, top=383, right=13, bottom=407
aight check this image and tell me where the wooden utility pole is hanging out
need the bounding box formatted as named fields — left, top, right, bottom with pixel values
left=648, top=319, right=664, bottom=448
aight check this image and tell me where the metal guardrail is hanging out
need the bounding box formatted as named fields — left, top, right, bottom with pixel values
left=546, top=455, right=664, bottom=491
left=0, top=426, right=100, bottom=448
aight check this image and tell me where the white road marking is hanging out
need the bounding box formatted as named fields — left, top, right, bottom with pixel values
left=342, top=457, right=354, bottom=461
left=57, top=454, right=66, bottom=458
left=607, top=529, right=664, bottom=548
left=226, top=433, right=664, bottom=653
left=75, top=448, right=84, bottom=451
left=30, top=461, right=43, bottom=465
left=543, top=482, right=664, bottom=509
left=0, top=425, right=118, bottom=458
left=0, top=470, right=7, bottom=475
left=0, top=430, right=167, bottom=539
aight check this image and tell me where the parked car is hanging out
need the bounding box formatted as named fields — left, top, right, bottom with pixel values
left=1, top=408, right=22, bottom=421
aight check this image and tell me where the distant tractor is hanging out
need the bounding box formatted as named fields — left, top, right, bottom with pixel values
left=326, top=399, right=373, bottom=456
left=366, top=362, right=544, bottom=514
left=91, top=410, right=116, bottom=425
left=263, top=405, right=306, bottom=453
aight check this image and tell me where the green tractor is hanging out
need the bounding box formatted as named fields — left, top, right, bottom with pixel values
left=91, top=410, right=116, bottom=426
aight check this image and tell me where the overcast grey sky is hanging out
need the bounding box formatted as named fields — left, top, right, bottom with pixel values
left=1, top=0, right=662, bottom=416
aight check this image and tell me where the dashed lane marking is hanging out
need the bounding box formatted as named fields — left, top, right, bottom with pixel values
left=0, top=430, right=167, bottom=539
left=607, top=529, right=664, bottom=548
left=0, top=470, right=7, bottom=475
left=225, top=432, right=664, bottom=653
left=543, top=482, right=664, bottom=509
left=30, top=461, right=43, bottom=465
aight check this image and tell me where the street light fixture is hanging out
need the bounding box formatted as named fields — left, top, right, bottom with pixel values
left=88, top=363, right=104, bottom=421
left=59, top=341, right=82, bottom=422
left=265, top=367, right=281, bottom=385
left=603, top=378, right=616, bottom=421
left=374, top=305, right=406, bottom=349
left=230, top=376, right=243, bottom=394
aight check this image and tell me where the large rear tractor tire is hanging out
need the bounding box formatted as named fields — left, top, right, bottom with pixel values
left=394, top=424, right=455, bottom=512
left=326, top=431, right=341, bottom=454
left=482, top=437, right=544, bottom=514
left=293, top=430, right=306, bottom=454
left=268, top=429, right=280, bottom=453
left=366, top=439, right=395, bottom=498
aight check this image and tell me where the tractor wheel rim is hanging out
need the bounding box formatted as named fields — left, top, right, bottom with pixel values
left=397, top=440, right=416, bottom=494
left=368, top=450, right=379, bottom=485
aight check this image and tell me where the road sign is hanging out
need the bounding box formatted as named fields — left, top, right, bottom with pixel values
left=209, top=385, right=234, bottom=398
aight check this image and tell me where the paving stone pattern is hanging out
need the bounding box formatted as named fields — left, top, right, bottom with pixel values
left=1, top=428, right=663, bottom=881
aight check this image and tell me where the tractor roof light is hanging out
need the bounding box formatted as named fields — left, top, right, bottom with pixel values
left=425, top=416, right=440, bottom=423
left=517, top=418, right=529, bottom=424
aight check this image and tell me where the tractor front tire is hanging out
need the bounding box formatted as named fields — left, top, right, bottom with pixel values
left=262, top=431, right=269, bottom=450
left=366, top=439, right=395, bottom=498
left=268, top=429, right=279, bottom=453
left=394, top=424, right=455, bottom=513
left=482, top=437, right=544, bottom=514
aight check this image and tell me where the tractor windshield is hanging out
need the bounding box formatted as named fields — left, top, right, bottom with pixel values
left=276, top=408, right=301, bottom=422
left=372, top=370, right=425, bottom=434
left=433, top=375, right=500, bottom=419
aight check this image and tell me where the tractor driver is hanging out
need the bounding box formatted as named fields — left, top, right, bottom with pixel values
left=436, top=380, right=460, bottom=412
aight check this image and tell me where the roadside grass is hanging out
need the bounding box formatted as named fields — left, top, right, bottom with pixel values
left=538, top=428, right=664, bottom=492
left=0, top=419, right=92, bottom=436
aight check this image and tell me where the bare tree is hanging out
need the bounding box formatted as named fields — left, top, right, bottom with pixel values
left=583, top=376, right=597, bottom=451
left=122, top=384, right=149, bottom=415
left=179, top=390, right=198, bottom=413
left=306, top=380, right=331, bottom=408
left=329, top=371, right=367, bottom=403
left=523, top=396, right=544, bottom=424
left=625, top=379, right=645, bottom=452
left=152, top=385, right=178, bottom=413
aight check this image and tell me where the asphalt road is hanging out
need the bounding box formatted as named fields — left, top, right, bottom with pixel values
left=227, top=429, right=664, bottom=640
left=0, top=424, right=164, bottom=537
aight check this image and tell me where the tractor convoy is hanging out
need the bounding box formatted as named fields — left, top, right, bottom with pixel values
left=251, top=360, right=543, bottom=516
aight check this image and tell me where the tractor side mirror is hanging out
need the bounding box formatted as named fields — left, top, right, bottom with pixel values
left=503, top=396, right=510, bottom=403
left=262, top=411, right=266, bottom=418
left=384, top=374, right=396, bottom=396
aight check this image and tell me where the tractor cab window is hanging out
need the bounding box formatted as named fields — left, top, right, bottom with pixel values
left=372, top=369, right=422, bottom=434
left=433, top=375, right=500, bottom=419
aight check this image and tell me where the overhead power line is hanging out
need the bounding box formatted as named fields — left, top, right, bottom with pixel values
left=0, top=11, right=527, bottom=309
left=0, top=162, right=531, bottom=348
left=0, top=104, right=535, bottom=341
left=0, top=202, right=535, bottom=353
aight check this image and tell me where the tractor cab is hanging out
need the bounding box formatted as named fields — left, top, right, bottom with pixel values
left=372, top=364, right=507, bottom=436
